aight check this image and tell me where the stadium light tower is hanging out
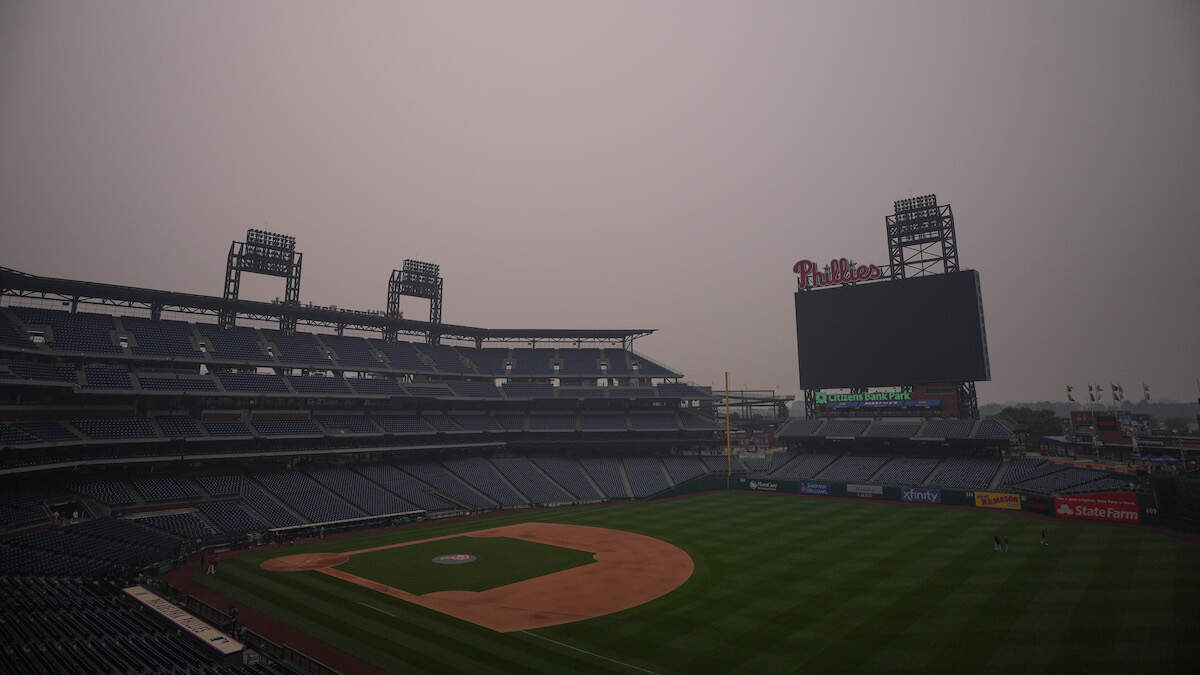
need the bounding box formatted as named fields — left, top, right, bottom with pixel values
left=885, top=194, right=960, bottom=279
left=220, top=229, right=302, bottom=332
left=386, top=259, right=443, bottom=344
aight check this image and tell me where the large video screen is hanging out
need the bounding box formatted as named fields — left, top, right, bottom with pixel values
left=794, top=270, right=990, bottom=389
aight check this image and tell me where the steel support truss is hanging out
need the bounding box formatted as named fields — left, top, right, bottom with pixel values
left=220, top=230, right=302, bottom=332
left=885, top=194, right=959, bottom=280
left=386, top=260, right=443, bottom=345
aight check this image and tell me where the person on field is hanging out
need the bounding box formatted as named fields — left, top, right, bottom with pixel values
left=1040, top=529, right=1048, bottom=546
left=993, top=534, right=1001, bottom=552
left=1002, top=536, right=1009, bottom=553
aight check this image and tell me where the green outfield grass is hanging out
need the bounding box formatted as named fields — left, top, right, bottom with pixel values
left=194, top=492, right=1200, bottom=674
left=337, top=535, right=597, bottom=594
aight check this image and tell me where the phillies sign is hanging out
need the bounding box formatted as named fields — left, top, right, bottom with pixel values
left=1054, top=492, right=1140, bottom=523
left=793, top=258, right=885, bottom=289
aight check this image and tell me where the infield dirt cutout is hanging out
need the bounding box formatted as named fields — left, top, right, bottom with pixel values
left=261, top=522, right=694, bottom=631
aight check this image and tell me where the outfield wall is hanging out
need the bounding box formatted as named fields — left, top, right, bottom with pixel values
left=732, top=477, right=1156, bottom=524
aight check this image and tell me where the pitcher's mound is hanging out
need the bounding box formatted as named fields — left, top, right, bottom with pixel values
left=261, top=552, right=349, bottom=572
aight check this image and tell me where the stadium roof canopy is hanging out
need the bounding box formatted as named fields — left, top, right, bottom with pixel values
left=0, top=267, right=655, bottom=345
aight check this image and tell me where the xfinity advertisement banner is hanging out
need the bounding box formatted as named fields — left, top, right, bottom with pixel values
left=1054, top=492, right=1140, bottom=523
left=901, top=488, right=941, bottom=504
left=798, top=481, right=831, bottom=496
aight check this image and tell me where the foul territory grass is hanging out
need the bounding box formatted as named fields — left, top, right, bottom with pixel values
left=194, top=492, right=1200, bottom=674
left=337, top=535, right=596, bottom=594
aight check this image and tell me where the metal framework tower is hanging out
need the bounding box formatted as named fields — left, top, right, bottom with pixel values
left=386, top=259, right=443, bottom=344
left=220, top=229, right=302, bottom=332
left=885, top=194, right=959, bottom=279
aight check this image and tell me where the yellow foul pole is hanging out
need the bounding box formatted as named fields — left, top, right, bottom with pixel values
left=725, top=371, right=732, bottom=485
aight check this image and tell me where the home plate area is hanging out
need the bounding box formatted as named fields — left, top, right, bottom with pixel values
left=260, top=522, right=694, bottom=631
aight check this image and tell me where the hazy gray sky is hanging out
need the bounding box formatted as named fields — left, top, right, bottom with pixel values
left=2, top=1, right=1198, bottom=403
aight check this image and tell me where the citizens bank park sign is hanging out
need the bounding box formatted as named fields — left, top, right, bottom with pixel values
left=793, top=258, right=885, bottom=290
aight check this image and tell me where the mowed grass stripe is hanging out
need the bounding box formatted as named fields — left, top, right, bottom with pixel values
left=194, top=492, right=1200, bottom=674
left=724, top=506, right=962, bottom=673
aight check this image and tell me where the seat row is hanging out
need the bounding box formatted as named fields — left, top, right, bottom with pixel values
left=0, top=307, right=681, bottom=377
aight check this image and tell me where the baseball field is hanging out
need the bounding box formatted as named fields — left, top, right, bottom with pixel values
left=190, top=491, right=1200, bottom=674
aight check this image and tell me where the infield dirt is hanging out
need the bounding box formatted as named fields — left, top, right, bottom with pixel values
left=260, top=521, right=694, bottom=631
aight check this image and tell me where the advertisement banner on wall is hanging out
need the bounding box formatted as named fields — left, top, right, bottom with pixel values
left=847, top=484, right=884, bottom=498
left=901, top=488, right=942, bottom=504
left=1054, top=492, right=1140, bottom=523
left=973, top=491, right=1021, bottom=510
left=797, top=481, right=831, bottom=496
left=748, top=480, right=778, bottom=492
left=1022, top=494, right=1053, bottom=515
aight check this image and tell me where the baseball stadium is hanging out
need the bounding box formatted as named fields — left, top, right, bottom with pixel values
left=1, top=193, right=1196, bottom=675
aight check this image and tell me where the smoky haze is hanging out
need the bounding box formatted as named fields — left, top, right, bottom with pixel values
left=1, top=1, right=1198, bottom=403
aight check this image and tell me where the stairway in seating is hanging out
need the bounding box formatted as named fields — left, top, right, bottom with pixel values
left=921, top=458, right=946, bottom=487
left=987, top=458, right=1010, bottom=489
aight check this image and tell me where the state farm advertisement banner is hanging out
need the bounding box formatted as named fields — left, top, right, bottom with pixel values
left=973, top=491, right=1020, bottom=510
left=1054, top=492, right=1140, bottom=523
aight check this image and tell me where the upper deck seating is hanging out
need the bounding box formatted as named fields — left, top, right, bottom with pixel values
left=416, top=344, right=475, bottom=374
left=73, top=418, right=158, bottom=440
left=629, top=413, right=677, bottom=430
left=122, top=317, right=202, bottom=359
left=82, top=366, right=133, bottom=389
left=263, top=330, right=329, bottom=365
left=217, top=372, right=290, bottom=393
left=287, top=375, right=353, bottom=395
left=820, top=419, right=870, bottom=437
left=777, top=419, right=825, bottom=438
left=864, top=421, right=923, bottom=438
left=320, top=334, right=383, bottom=370
left=195, top=322, right=268, bottom=361
left=370, top=339, right=435, bottom=372
left=502, top=381, right=555, bottom=398
left=10, top=308, right=121, bottom=354
left=918, top=419, right=976, bottom=439
left=348, top=376, right=406, bottom=395
left=556, top=349, right=602, bottom=375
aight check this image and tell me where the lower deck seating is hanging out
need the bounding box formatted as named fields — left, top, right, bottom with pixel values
left=623, top=457, right=670, bottom=497
left=869, top=457, right=940, bottom=486
left=771, top=453, right=838, bottom=480
left=251, top=470, right=364, bottom=523
left=0, top=576, right=289, bottom=674
left=402, top=462, right=496, bottom=509
left=927, top=457, right=1000, bottom=489
left=531, top=456, right=604, bottom=500
left=354, top=463, right=457, bottom=512
left=816, top=455, right=889, bottom=482
left=442, top=457, right=527, bottom=506
left=490, top=457, right=573, bottom=504
left=580, top=457, right=629, bottom=498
